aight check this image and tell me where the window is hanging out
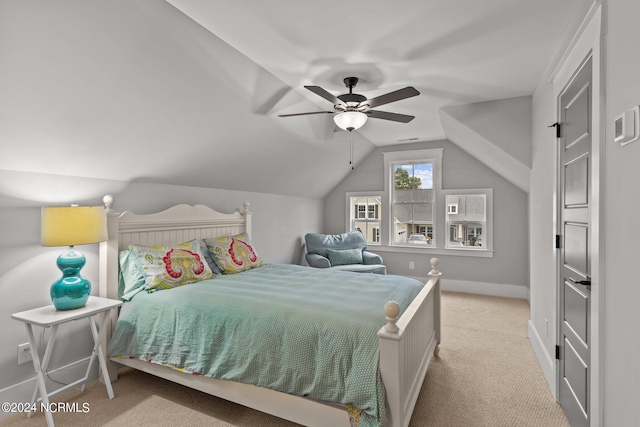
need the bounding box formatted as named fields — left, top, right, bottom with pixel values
left=355, top=203, right=378, bottom=220
left=347, top=193, right=382, bottom=245
left=384, top=149, right=442, bottom=247
left=444, top=189, right=492, bottom=251
left=347, top=150, right=492, bottom=257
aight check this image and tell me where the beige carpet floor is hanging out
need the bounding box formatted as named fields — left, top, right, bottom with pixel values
left=1, top=291, right=568, bottom=427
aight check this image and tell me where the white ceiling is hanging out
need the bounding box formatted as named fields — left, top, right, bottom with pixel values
left=0, top=0, right=591, bottom=200
left=166, top=0, right=591, bottom=144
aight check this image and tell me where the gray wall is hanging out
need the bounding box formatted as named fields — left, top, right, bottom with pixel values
left=0, top=172, right=323, bottom=413
left=441, top=96, right=533, bottom=168
left=323, top=140, right=529, bottom=295
left=602, top=0, right=640, bottom=424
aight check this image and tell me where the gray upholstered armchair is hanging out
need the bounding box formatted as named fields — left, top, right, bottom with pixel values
left=304, top=231, right=387, bottom=274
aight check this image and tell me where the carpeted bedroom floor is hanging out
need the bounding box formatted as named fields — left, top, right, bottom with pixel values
left=0, top=291, right=568, bottom=427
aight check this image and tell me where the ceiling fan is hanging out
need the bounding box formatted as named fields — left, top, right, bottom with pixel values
left=279, top=77, right=420, bottom=131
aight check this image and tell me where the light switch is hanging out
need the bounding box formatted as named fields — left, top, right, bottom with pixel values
left=614, top=106, right=639, bottom=146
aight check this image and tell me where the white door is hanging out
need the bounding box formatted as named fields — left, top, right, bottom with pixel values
left=557, top=56, right=592, bottom=427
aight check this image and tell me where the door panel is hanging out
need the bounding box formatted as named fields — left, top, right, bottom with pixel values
left=564, top=223, right=588, bottom=274
left=558, top=56, right=592, bottom=427
left=564, top=281, right=589, bottom=345
left=565, top=155, right=589, bottom=206
left=564, top=85, right=590, bottom=148
left=564, top=337, right=588, bottom=412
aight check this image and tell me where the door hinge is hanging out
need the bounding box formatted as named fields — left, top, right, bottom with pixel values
left=549, top=122, right=561, bottom=138
left=555, top=234, right=561, bottom=249
left=555, top=345, right=561, bottom=360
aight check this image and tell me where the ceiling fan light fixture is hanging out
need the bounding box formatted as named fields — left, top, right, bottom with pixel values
left=334, top=111, right=367, bottom=131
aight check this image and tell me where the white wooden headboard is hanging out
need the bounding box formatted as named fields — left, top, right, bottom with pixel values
left=98, top=195, right=252, bottom=301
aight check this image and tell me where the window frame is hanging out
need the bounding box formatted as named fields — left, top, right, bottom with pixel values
left=442, top=188, right=493, bottom=253
left=383, top=149, right=443, bottom=248
left=345, top=149, right=494, bottom=258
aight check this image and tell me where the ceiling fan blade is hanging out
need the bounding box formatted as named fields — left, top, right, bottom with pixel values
left=278, top=111, right=334, bottom=117
left=304, top=86, right=347, bottom=107
left=367, top=110, right=415, bottom=123
left=364, top=87, right=420, bottom=109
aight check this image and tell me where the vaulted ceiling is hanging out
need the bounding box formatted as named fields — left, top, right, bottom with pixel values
left=0, top=0, right=591, bottom=199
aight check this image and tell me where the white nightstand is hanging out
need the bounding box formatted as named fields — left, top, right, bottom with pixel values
left=12, top=296, right=122, bottom=427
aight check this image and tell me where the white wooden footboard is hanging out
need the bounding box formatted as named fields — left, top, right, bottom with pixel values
left=378, top=258, right=441, bottom=427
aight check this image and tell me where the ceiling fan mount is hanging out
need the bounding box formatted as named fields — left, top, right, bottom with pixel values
left=279, top=76, right=420, bottom=131
left=335, top=77, right=368, bottom=111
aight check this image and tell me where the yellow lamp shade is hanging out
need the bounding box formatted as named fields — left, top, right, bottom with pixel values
left=41, top=206, right=108, bottom=247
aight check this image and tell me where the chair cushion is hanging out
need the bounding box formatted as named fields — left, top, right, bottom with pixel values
left=326, top=248, right=363, bottom=266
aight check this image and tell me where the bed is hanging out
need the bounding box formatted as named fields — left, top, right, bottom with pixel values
left=98, top=195, right=441, bottom=427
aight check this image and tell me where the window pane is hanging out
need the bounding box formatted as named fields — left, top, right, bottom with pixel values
left=354, top=220, right=381, bottom=243
left=393, top=187, right=413, bottom=203
left=392, top=162, right=435, bottom=245
left=393, top=163, right=433, bottom=190
left=392, top=202, right=433, bottom=244
left=413, top=203, right=433, bottom=226
left=350, top=195, right=382, bottom=245
left=446, top=194, right=486, bottom=249
left=464, top=195, right=486, bottom=221
left=413, top=188, right=433, bottom=203
left=448, top=223, right=483, bottom=247
left=392, top=203, right=410, bottom=243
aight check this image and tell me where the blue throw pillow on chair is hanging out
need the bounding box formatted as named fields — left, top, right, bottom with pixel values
left=326, top=248, right=363, bottom=266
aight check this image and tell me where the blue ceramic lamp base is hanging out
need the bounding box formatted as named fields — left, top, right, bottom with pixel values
left=51, top=247, right=91, bottom=311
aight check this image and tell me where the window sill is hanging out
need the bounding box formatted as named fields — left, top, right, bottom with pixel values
left=368, top=244, right=494, bottom=258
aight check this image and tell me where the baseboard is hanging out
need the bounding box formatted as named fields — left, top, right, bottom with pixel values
left=528, top=320, right=556, bottom=399
left=405, top=277, right=528, bottom=299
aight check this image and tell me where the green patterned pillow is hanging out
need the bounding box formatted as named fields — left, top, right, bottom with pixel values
left=130, top=240, right=213, bottom=291
left=326, top=248, right=363, bottom=266
left=203, top=233, right=263, bottom=274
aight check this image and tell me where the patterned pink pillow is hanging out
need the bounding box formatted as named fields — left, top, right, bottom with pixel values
left=130, top=240, right=213, bottom=291
left=203, top=233, right=263, bottom=274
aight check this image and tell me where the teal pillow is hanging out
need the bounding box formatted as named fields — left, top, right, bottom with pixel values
left=326, top=248, right=363, bottom=266
left=118, top=249, right=146, bottom=300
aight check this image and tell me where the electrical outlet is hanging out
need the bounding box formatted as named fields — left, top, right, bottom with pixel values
left=409, top=261, right=415, bottom=270
left=18, top=343, right=32, bottom=365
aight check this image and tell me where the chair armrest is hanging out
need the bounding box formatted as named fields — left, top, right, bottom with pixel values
left=362, top=251, right=383, bottom=265
left=306, top=253, right=331, bottom=268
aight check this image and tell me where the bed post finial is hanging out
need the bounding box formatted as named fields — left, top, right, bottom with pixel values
left=383, top=301, right=400, bottom=333
left=103, top=195, right=114, bottom=213
left=429, top=258, right=440, bottom=277
left=243, top=202, right=252, bottom=237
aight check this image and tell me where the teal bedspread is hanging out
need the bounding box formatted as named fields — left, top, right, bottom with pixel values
left=108, top=263, right=423, bottom=426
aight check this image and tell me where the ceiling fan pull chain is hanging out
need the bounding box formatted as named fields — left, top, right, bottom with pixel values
left=350, top=132, right=354, bottom=170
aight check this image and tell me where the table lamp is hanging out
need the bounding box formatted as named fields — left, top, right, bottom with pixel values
left=41, top=205, right=108, bottom=310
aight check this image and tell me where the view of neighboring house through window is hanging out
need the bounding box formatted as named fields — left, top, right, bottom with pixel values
left=348, top=195, right=381, bottom=244
left=392, top=162, right=434, bottom=245
left=443, top=188, right=493, bottom=253
left=444, top=191, right=491, bottom=251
